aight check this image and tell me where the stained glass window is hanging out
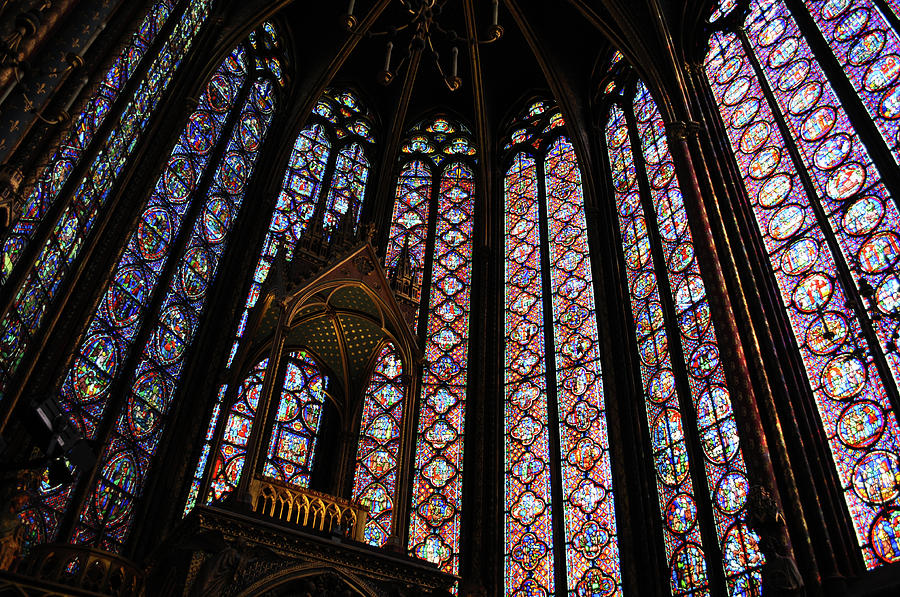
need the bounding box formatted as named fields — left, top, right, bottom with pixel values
left=0, top=0, right=214, bottom=403
left=603, top=76, right=764, bottom=594
left=183, top=87, right=375, bottom=512
left=407, top=148, right=475, bottom=576
left=806, top=1, right=900, bottom=164
left=606, top=103, right=711, bottom=596
left=502, top=103, right=622, bottom=596
left=631, top=81, right=763, bottom=594
left=351, top=343, right=406, bottom=547
left=348, top=115, right=478, bottom=570
left=264, top=351, right=329, bottom=487
left=706, top=0, right=900, bottom=568
left=20, top=25, right=280, bottom=552
left=191, top=350, right=327, bottom=503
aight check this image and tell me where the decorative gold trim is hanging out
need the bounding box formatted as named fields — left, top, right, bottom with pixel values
left=248, top=476, right=369, bottom=542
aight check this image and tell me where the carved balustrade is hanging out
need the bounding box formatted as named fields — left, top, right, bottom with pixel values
left=15, top=543, right=144, bottom=596
left=248, top=476, right=368, bottom=541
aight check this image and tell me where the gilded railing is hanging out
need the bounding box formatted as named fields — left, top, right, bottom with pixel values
left=248, top=477, right=368, bottom=541
left=16, top=543, right=144, bottom=596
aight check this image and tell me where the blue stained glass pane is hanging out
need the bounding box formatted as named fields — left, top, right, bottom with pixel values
left=22, top=45, right=247, bottom=547
left=72, top=74, right=276, bottom=551
left=0, top=0, right=214, bottom=403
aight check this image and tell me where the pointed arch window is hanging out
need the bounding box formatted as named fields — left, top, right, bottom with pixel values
left=0, top=0, right=215, bottom=401
left=705, top=0, right=900, bottom=569
left=21, top=24, right=282, bottom=552
left=352, top=116, right=476, bottom=573
left=502, top=101, right=622, bottom=597
left=351, top=342, right=407, bottom=547
left=601, top=77, right=763, bottom=595
left=183, top=87, right=376, bottom=512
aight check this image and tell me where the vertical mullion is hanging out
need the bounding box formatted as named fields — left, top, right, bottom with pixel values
left=535, top=146, right=570, bottom=595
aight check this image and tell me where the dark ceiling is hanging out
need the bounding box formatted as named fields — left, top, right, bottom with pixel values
left=274, top=0, right=611, bottom=144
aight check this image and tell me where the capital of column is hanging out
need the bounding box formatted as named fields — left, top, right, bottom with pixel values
left=664, top=119, right=703, bottom=143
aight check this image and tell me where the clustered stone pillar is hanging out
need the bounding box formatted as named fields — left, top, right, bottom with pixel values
left=665, top=118, right=802, bottom=593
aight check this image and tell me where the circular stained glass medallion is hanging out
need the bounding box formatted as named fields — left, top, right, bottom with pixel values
left=806, top=311, right=849, bottom=354
left=826, top=163, right=866, bottom=200
left=758, top=174, right=792, bottom=207
left=870, top=509, right=900, bottom=563
left=152, top=305, right=193, bottom=366
left=731, top=98, right=760, bottom=129
left=106, top=268, right=148, bottom=328
left=843, top=196, right=884, bottom=236
left=780, top=237, right=819, bottom=275
left=789, top=81, right=823, bottom=115
left=666, top=493, right=698, bottom=534
left=852, top=450, right=900, bottom=504
left=94, top=451, right=138, bottom=525
left=716, top=472, right=750, bottom=515
left=793, top=273, right=833, bottom=312
left=821, top=355, right=866, bottom=399
left=837, top=401, right=885, bottom=449
left=801, top=106, right=837, bottom=142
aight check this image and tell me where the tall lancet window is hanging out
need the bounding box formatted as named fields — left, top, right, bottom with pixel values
left=394, top=118, right=476, bottom=574
left=21, top=24, right=282, bottom=553
left=706, top=0, right=900, bottom=569
left=182, top=87, right=375, bottom=512
left=351, top=116, right=476, bottom=562
left=0, top=0, right=215, bottom=401
left=503, top=101, right=622, bottom=597
left=601, top=75, right=763, bottom=596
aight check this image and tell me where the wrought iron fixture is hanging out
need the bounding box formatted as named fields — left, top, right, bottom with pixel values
left=343, top=0, right=503, bottom=91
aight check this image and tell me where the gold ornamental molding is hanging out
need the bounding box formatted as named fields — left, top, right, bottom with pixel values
left=249, top=476, right=369, bottom=542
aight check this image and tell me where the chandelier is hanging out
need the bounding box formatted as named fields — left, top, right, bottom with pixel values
left=343, top=0, right=503, bottom=91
